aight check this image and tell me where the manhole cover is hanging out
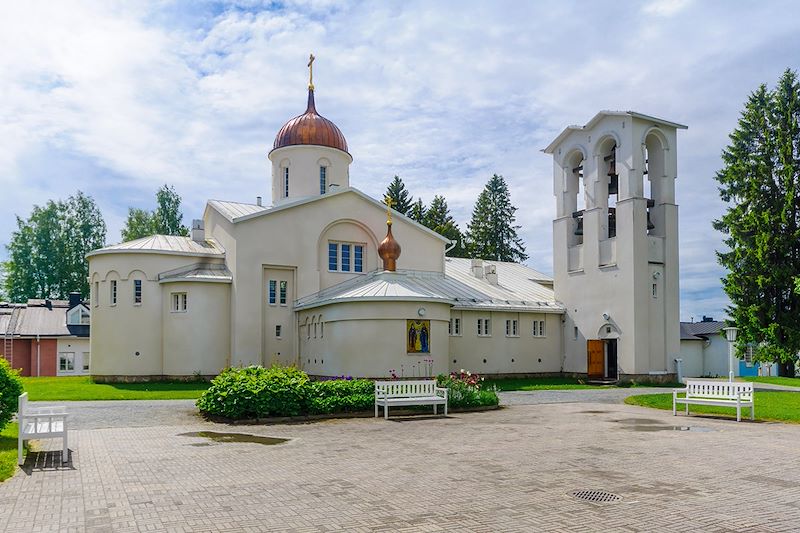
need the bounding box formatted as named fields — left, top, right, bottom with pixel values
left=570, top=489, right=621, bottom=503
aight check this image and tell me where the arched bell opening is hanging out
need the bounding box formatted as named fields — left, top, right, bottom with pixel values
left=564, top=150, right=585, bottom=246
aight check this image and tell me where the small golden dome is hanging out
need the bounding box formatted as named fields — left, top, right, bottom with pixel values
left=378, top=222, right=401, bottom=272
left=271, top=88, right=348, bottom=154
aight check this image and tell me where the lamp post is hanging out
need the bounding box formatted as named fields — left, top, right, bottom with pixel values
left=722, top=326, right=739, bottom=382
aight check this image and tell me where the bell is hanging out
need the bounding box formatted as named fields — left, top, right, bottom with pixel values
left=646, top=199, right=655, bottom=231
left=646, top=212, right=655, bottom=231
left=572, top=210, right=584, bottom=236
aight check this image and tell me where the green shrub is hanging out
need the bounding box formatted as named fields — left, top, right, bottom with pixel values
left=437, top=370, right=499, bottom=408
left=0, top=359, right=24, bottom=432
left=196, top=366, right=375, bottom=419
left=308, top=379, right=374, bottom=414
left=196, top=365, right=310, bottom=419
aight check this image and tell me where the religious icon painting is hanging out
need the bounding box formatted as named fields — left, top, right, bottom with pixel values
left=406, top=319, right=430, bottom=354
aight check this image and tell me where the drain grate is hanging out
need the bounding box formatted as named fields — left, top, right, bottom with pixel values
left=570, top=489, right=621, bottom=503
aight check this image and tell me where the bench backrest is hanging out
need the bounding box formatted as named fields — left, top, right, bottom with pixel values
left=375, top=380, right=437, bottom=397
left=18, top=392, right=27, bottom=417
left=685, top=380, right=753, bottom=400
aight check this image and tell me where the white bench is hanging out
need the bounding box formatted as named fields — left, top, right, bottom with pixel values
left=673, top=380, right=754, bottom=422
left=375, top=380, right=448, bottom=419
left=17, top=392, right=69, bottom=465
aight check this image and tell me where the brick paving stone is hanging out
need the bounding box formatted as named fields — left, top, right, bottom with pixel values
left=2, top=398, right=800, bottom=531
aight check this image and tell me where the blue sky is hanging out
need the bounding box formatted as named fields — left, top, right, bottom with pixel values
left=1, top=0, right=799, bottom=320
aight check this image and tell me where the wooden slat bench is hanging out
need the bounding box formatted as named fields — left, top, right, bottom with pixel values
left=375, top=380, right=448, bottom=419
left=17, top=392, right=69, bottom=465
left=673, top=380, right=754, bottom=422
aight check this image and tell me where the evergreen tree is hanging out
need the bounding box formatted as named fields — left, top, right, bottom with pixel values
left=424, top=195, right=468, bottom=257
left=385, top=176, right=412, bottom=215
left=4, top=192, right=106, bottom=300
left=409, top=198, right=426, bottom=223
left=714, top=68, right=800, bottom=377
left=465, top=174, right=527, bottom=262
left=121, top=184, right=189, bottom=241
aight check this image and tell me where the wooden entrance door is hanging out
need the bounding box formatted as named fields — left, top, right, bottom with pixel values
left=587, top=340, right=605, bottom=379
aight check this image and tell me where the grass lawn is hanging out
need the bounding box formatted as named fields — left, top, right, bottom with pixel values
left=483, top=376, right=680, bottom=391
left=0, top=423, right=20, bottom=482
left=21, top=376, right=210, bottom=401
left=625, top=390, right=800, bottom=423
left=740, top=376, right=800, bottom=388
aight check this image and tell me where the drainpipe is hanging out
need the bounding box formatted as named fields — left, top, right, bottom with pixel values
left=36, top=335, right=41, bottom=377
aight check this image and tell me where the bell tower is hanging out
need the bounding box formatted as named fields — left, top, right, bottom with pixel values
left=544, top=111, right=687, bottom=381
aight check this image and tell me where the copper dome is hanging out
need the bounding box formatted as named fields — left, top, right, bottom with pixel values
left=272, top=88, right=348, bottom=154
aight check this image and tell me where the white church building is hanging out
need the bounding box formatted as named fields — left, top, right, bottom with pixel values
left=87, top=65, right=685, bottom=382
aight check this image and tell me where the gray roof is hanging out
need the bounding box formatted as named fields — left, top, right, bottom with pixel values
left=159, top=263, right=233, bottom=284
left=207, top=200, right=270, bottom=222
left=681, top=321, right=725, bottom=339
left=296, top=261, right=563, bottom=313
left=1, top=301, right=85, bottom=338
left=88, top=235, right=225, bottom=258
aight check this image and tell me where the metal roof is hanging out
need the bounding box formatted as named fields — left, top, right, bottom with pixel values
left=88, top=235, right=225, bottom=258
left=681, top=321, right=725, bottom=338
left=207, top=200, right=271, bottom=223
left=295, top=262, right=563, bottom=313
left=159, top=263, right=233, bottom=284
left=1, top=301, right=87, bottom=338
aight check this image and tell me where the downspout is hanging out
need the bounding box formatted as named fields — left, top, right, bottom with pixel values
left=36, top=334, right=41, bottom=377
left=444, top=239, right=456, bottom=255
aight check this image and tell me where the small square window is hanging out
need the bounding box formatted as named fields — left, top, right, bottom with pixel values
left=134, top=280, right=142, bottom=304
left=275, top=325, right=282, bottom=338
left=171, top=292, right=187, bottom=313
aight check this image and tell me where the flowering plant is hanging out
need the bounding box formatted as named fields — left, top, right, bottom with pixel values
left=436, top=369, right=497, bottom=408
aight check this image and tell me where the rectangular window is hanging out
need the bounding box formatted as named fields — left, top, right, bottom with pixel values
left=328, top=243, right=338, bottom=271
left=506, top=319, right=518, bottom=337
left=478, top=318, right=491, bottom=337
left=573, top=326, right=579, bottom=340
left=533, top=320, right=546, bottom=337
left=320, top=320, right=324, bottom=338
left=59, top=353, right=75, bottom=372
left=275, top=325, right=282, bottom=338
left=110, top=280, right=117, bottom=305
left=341, top=244, right=351, bottom=272
left=320, top=166, right=327, bottom=195
left=134, top=280, right=142, bottom=304
left=268, top=280, right=277, bottom=305
left=171, top=292, right=187, bottom=312
left=279, top=281, right=287, bottom=305
left=94, top=282, right=99, bottom=307
left=284, top=167, right=289, bottom=198
left=652, top=283, right=658, bottom=298
left=449, top=317, right=461, bottom=336
left=313, top=321, right=317, bottom=338
left=82, top=352, right=90, bottom=372
left=354, top=245, right=363, bottom=273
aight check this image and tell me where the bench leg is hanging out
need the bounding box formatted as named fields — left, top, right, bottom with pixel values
left=375, top=402, right=378, bottom=418
left=434, top=404, right=437, bottom=415
left=751, top=404, right=755, bottom=421
left=384, top=404, right=389, bottom=420
left=672, top=395, right=676, bottom=416
left=62, top=432, right=68, bottom=463
left=685, top=402, right=689, bottom=415
left=444, top=402, right=447, bottom=417
left=18, top=437, right=23, bottom=466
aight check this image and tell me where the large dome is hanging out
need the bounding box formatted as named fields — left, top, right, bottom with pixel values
left=272, top=89, right=348, bottom=154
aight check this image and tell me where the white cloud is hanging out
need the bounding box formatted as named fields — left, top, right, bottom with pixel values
left=1, top=0, right=799, bottom=319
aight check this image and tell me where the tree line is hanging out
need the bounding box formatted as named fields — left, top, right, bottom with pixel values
left=384, top=174, right=527, bottom=262
left=1, top=185, right=188, bottom=301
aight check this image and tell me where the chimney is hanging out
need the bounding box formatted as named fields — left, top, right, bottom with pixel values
left=68, top=291, right=82, bottom=310
left=256, top=196, right=262, bottom=206
left=45, top=299, right=52, bottom=310
left=191, top=219, right=205, bottom=242
left=471, top=259, right=484, bottom=278
left=702, top=315, right=713, bottom=322
left=484, top=264, right=498, bottom=285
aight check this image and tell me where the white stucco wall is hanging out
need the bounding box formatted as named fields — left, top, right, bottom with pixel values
left=56, top=337, right=91, bottom=376
left=269, top=145, right=352, bottom=205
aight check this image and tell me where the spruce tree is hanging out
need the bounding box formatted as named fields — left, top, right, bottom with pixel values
left=465, top=174, right=527, bottom=262
left=424, top=195, right=468, bottom=257
left=385, top=176, right=412, bottom=215
left=409, top=198, right=426, bottom=223
left=714, top=68, right=800, bottom=377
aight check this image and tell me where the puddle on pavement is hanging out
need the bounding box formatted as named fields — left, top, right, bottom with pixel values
left=178, top=431, right=290, bottom=445
left=614, top=418, right=713, bottom=432
left=579, top=410, right=610, bottom=414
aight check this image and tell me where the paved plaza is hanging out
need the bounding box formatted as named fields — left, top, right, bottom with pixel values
left=2, top=392, right=800, bottom=532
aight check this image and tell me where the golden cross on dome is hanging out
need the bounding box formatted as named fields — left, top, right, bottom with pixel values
left=384, top=196, right=395, bottom=224
left=307, top=53, right=315, bottom=90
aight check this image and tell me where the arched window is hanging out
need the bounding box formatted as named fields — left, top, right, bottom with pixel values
left=283, top=167, right=289, bottom=198
left=320, top=166, right=327, bottom=195
left=565, top=151, right=585, bottom=246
